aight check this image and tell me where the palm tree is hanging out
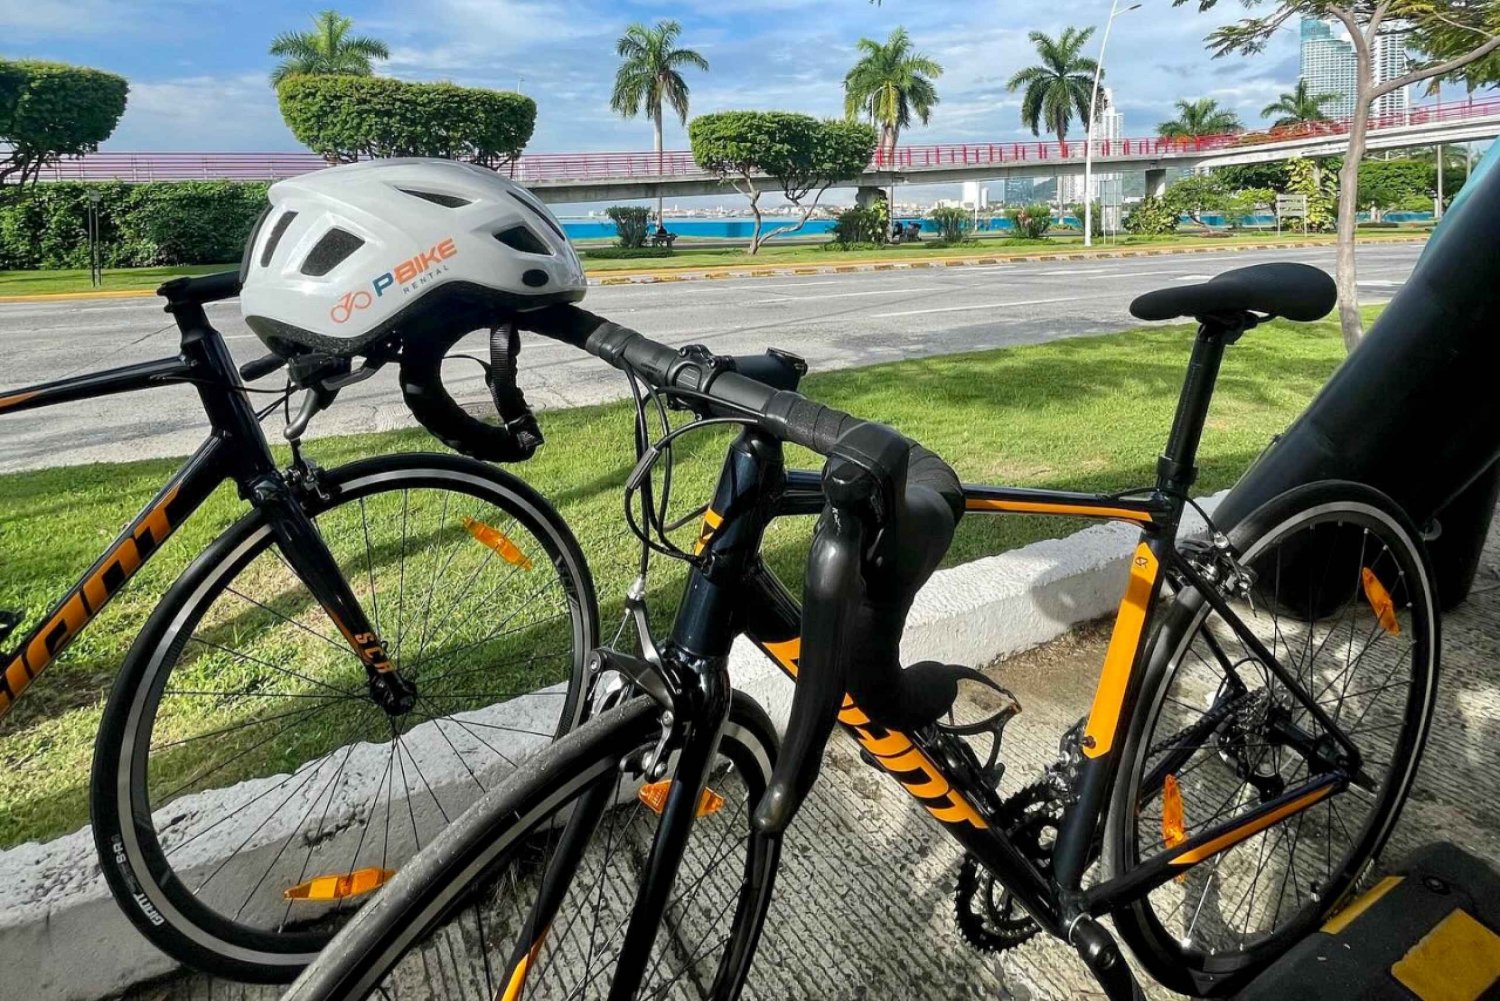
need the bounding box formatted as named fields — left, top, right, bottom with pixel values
left=1007, top=28, right=1099, bottom=143
left=1006, top=27, right=1099, bottom=216
left=610, top=20, right=709, bottom=224
left=1156, top=98, right=1243, bottom=139
left=1261, top=81, right=1339, bottom=128
left=269, top=10, right=389, bottom=86
left=842, top=27, right=943, bottom=162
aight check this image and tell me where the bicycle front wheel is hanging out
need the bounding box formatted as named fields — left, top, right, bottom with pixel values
left=92, top=452, right=597, bottom=982
left=1105, top=480, right=1439, bottom=997
left=284, top=692, right=779, bottom=1001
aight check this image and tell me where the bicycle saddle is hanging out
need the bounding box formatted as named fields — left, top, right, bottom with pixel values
left=1129, top=262, right=1337, bottom=323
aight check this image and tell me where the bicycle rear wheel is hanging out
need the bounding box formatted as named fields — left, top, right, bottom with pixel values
left=1105, top=481, right=1438, bottom=997
left=283, top=692, right=779, bottom=1001
left=92, top=453, right=596, bottom=982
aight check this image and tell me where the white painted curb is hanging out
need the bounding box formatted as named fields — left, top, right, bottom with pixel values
left=0, top=492, right=1222, bottom=1001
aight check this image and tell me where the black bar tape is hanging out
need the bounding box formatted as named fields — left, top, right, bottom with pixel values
left=399, top=326, right=539, bottom=463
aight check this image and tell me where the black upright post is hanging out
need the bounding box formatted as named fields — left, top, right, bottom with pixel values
left=1211, top=150, right=1500, bottom=609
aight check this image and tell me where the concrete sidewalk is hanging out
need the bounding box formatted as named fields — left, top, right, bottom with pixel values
left=119, top=518, right=1500, bottom=1001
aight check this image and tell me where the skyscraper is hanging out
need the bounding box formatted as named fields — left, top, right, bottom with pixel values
left=1061, top=87, right=1124, bottom=204
left=1300, top=19, right=1357, bottom=120
left=1371, top=28, right=1412, bottom=122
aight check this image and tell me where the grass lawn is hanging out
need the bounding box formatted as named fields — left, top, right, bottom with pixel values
left=0, top=263, right=232, bottom=297
left=578, top=230, right=1420, bottom=272
left=0, top=308, right=1375, bottom=848
left=0, top=230, right=1427, bottom=296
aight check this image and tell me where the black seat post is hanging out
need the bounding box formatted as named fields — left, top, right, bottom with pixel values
left=1156, top=318, right=1236, bottom=500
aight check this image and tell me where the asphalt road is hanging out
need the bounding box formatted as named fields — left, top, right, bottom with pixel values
left=0, top=244, right=1424, bottom=473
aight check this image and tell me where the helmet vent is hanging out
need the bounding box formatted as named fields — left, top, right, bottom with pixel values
left=259, top=210, right=298, bottom=268
left=506, top=190, right=568, bottom=242
left=495, top=225, right=550, bottom=256
left=399, top=188, right=472, bottom=208
left=300, top=228, right=365, bottom=277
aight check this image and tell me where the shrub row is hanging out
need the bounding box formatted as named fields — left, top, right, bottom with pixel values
left=581, top=246, right=675, bottom=260
left=0, top=180, right=268, bottom=269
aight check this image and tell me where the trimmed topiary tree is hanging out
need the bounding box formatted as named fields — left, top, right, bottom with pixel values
left=277, top=76, right=536, bottom=166
left=0, top=60, right=128, bottom=186
left=689, top=111, right=876, bottom=253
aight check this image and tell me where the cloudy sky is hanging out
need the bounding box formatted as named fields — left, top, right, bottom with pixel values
left=3, top=0, right=1312, bottom=155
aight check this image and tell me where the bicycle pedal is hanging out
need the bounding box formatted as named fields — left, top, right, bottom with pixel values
left=0, top=609, right=21, bottom=646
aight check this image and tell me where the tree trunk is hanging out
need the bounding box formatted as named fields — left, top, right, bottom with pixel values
left=654, top=109, right=665, bottom=228
left=747, top=187, right=764, bottom=255
left=759, top=186, right=833, bottom=247
left=1335, top=87, right=1371, bottom=351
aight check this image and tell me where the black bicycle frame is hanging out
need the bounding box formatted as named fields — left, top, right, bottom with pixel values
left=599, top=319, right=1362, bottom=999
left=0, top=282, right=396, bottom=717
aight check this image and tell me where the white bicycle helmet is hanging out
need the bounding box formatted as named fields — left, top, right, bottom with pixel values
left=240, top=158, right=586, bottom=358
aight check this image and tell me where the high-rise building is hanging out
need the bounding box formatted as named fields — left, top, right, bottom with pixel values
left=1371, top=28, right=1412, bottom=122
left=1060, top=87, right=1124, bottom=205
left=1300, top=19, right=1357, bottom=120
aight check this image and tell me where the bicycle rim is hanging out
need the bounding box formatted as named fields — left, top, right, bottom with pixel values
left=291, top=694, right=777, bottom=1001
left=1114, top=486, right=1437, bottom=992
left=95, top=456, right=596, bottom=979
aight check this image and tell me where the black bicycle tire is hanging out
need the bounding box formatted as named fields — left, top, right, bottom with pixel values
left=282, top=691, right=779, bottom=1001
left=90, top=452, right=598, bottom=983
left=1103, top=480, right=1439, bottom=997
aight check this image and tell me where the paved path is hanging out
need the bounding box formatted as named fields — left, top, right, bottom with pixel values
left=121, top=514, right=1500, bottom=1001
left=0, top=245, right=1423, bottom=473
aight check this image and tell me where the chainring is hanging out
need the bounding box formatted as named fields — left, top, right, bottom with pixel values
left=955, top=781, right=1065, bottom=953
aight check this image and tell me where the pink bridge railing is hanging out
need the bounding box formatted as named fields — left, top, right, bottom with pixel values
left=37, top=97, right=1500, bottom=185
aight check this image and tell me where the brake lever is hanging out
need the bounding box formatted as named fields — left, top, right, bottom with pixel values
left=752, top=460, right=871, bottom=836
left=283, top=358, right=386, bottom=441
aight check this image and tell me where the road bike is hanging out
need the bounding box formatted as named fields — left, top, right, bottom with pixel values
left=282, top=262, right=1438, bottom=1001
left=0, top=272, right=598, bottom=982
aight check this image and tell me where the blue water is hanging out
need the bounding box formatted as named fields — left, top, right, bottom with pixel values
left=562, top=210, right=1435, bottom=241
left=560, top=216, right=1019, bottom=240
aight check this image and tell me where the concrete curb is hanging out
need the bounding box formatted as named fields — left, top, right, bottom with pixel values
left=0, top=491, right=1219, bottom=1001
left=0, top=237, right=1425, bottom=303
left=0, top=288, right=162, bottom=304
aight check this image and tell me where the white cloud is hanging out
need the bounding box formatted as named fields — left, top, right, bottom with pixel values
left=105, top=74, right=296, bottom=151
left=0, top=0, right=205, bottom=40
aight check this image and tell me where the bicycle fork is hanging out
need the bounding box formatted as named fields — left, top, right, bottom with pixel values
left=249, top=472, right=414, bottom=714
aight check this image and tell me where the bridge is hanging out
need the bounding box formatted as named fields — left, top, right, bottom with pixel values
left=35, top=96, right=1500, bottom=203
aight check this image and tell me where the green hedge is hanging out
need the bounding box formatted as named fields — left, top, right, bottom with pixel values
left=0, top=181, right=268, bottom=269
left=277, top=76, right=535, bottom=165
left=582, top=246, right=675, bottom=260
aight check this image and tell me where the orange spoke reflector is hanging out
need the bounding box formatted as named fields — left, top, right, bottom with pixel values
left=638, top=780, right=726, bottom=818
left=283, top=867, right=395, bottom=901
left=462, top=517, right=533, bottom=571
left=1361, top=567, right=1401, bottom=635
left=1162, top=773, right=1187, bottom=851
left=1163, top=773, right=1189, bottom=883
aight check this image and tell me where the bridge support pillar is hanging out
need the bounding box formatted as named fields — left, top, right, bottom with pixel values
left=855, top=185, right=887, bottom=209
left=1144, top=168, right=1168, bottom=199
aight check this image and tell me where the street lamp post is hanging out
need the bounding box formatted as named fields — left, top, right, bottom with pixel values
left=1083, top=0, right=1139, bottom=248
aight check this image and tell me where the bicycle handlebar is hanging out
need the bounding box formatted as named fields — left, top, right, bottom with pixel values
left=518, top=303, right=965, bottom=834
left=399, top=323, right=543, bottom=463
